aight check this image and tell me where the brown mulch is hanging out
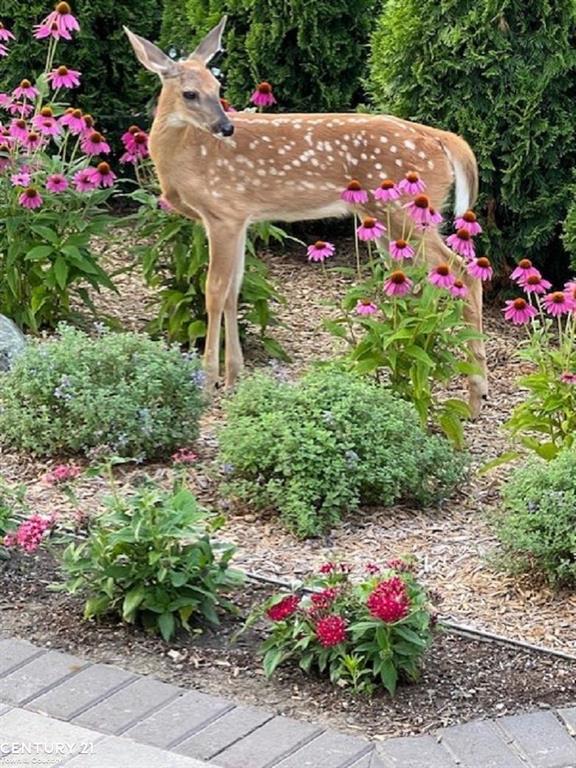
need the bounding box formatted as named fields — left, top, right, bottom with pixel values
left=1, top=550, right=575, bottom=740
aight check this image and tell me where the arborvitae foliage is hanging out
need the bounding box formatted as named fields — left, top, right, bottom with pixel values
left=369, top=0, right=576, bottom=278
left=161, top=0, right=376, bottom=112
left=0, top=0, right=161, bottom=124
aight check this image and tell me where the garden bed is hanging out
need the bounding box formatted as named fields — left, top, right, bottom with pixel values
left=1, top=230, right=575, bottom=736
left=1, top=549, right=575, bottom=740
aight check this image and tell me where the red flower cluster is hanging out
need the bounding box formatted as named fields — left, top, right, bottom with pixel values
left=266, top=595, right=300, bottom=621
left=3, top=515, right=55, bottom=553
left=172, top=448, right=198, bottom=465
left=367, top=577, right=410, bottom=623
left=319, top=562, right=335, bottom=574
left=310, top=588, right=339, bottom=614
left=43, top=463, right=80, bottom=486
left=385, top=558, right=413, bottom=573
left=315, top=615, right=347, bottom=647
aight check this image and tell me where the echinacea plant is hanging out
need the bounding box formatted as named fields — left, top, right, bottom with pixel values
left=248, top=560, right=436, bottom=695
left=0, top=3, right=117, bottom=331
left=491, top=264, right=576, bottom=464
left=321, top=172, right=487, bottom=447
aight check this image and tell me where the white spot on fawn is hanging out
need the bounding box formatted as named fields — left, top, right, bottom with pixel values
left=404, top=140, right=416, bottom=150
left=390, top=145, right=398, bottom=153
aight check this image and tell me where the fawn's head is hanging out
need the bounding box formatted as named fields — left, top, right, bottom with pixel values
left=124, top=17, right=234, bottom=137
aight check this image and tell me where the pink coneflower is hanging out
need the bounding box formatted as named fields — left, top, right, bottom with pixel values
left=32, top=108, right=61, bottom=137
left=73, top=168, right=98, bottom=192
left=454, top=209, right=482, bottom=235
left=357, top=217, right=386, bottom=241
left=89, top=161, right=116, bottom=188
left=80, top=113, right=96, bottom=136
left=384, top=270, right=413, bottom=297
left=10, top=171, right=31, bottom=187
left=450, top=279, right=469, bottom=299
left=8, top=101, right=33, bottom=117
left=127, top=130, right=149, bottom=159
left=428, top=263, right=456, bottom=289
left=0, top=43, right=9, bottom=58
left=560, top=372, right=576, bottom=384
left=81, top=131, right=110, bottom=155
left=0, top=22, right=15, bottom=42
left=119, top=151, right=137, bottom=165
left=356, top=299, right=378, bottom=315
left=503, top=297, right=537, bottom=325
left=543, top=291, right=573, bottom=317
left=60, top=107, right=84, bottom=134
left=46, top=173, right=68, bottom=193
left=220, top=98, right=236, bottom=113
left=341, top=179, right=369, bottom=205
left=250, top=81, right=276, bottom=108
left=520, top=273, right=551, bottom=295
left=389, top=239, right=415, bottom=261
left=429, top=207, right=444, bottom=227
left=398, top=170, right=426, bottom=196
left=22, top=131, right=44, bottom=151
left=307, top=240, right=335, bottom=262
left=373, top=178, right=400, bottom=202
left=158, top=197, right=174, bottom=212
left=47, top=65, right=81, bottom=89
left=12, top=79, right=39, bottom=100
left=510, top=258, right=539, bottom=282
left=121, top=125, right=142, bottom=152
left=467, top=257, right=493, bottom=281
left=9, top=118, right=28, bottom=141
left=446, top=228, right=476, bottom=260
left=0, top=92, right=12, bottom=107
left=34, top=2, right=80, bottom=41
left=563, top=280, right=576, bottom=303
left=405, top=194, right=433, bottom=227
left=19, top=187, right=43, bottom=209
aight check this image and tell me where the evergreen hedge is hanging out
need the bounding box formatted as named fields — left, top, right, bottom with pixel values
left=161, top=0, right=376, bottom=112
left=369, top=0, right=576, bottom=277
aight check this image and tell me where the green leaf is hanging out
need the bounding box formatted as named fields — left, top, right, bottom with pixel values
left=158, top=612, right=176, bottom=641
left=53, top=257, right=69, bottom=290
left=380, top=658, right=398, bottom=695
left=122, top=588, right=146, bottom=621
left=25, top=245, right=53, bottom=261
left=263, top=647, right=285, bottom=677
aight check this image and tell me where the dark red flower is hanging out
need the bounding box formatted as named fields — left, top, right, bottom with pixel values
left=310, top=588, right=339, bottom=611
left=367, top=577, right=410, bottom=623
left=315, top=615, right=347, bottom=647
left=365, top=563, right=381, bottom=575
left=385, top=558, right=413, bottom=573
left=266, top=595, right=300, bottom=621
left=319, top=562, right=336, bottom=574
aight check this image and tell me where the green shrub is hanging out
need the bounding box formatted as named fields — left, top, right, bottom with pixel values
left=163, top=0, right=376, bottom=112
left=369, top=0, right=576, bottom=276
left=218, top=369, right=467, bottom=538
left=0, top=325, right=204, bottom=459
left=56, top=479, right=243, bottom=640
left=497, top=450, right=576, bottom=586
left=1, top=0, right=161, bottom=124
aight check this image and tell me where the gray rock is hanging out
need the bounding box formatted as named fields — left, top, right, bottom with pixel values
left=0, top=315, right=25, bottom=371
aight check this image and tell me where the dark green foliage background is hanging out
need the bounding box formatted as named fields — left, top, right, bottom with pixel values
left=161, top=0, right=376, bottom=112
left=0, top=0, right=161, bottom=127
left=369, top=0, right=576, bottom=277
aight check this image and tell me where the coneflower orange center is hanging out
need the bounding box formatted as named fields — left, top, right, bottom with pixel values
left=89, top=131, right=103, bottom=142
left=83, top=115, right=94, bottom=127
left=25, top=187, right=38, bottom=198
left=134, top=132, right=147, bottom=144
left=551, top=292, right=566, bottom=304
left=97, top=161, right=110, bottom=174
left=19, top=79, right=31, bottom=88
left=436, top=264, right=450, bottom=276
left=72, top=108, right=82, bottom=118
left=362, top=217, right=376, bottom=228
left=56, top=2, right=71, bottom=14
left=463, top=210, right=476, bottom=222
left=518, top=259, right=532, bottom=269
left=414, top=195, right=429, bottom=209
left=57, top=65, right=69, bottom=76
left=128, top=125, right=140, bottom=134
left=40, top=106, right=53, bottom=117
left=406, top=171, right=419, bottom=183
left=380, top=179, right=394, bottom=189
left=395, top=239, right=407, bottom=249
left=526, top=275, right=541, bottom=285
left=16, top=119, right=26, bottom=129
left=513, top=298, right=527, bottom=310
left=456, top=228, right=471, bottom=240
left=390, top=270, right=407, bottom=284
left=347, top=179, right=362, bottom=191
left=477, top=257, right=490, bottom=268
left=454, top=279, right=464, bottom=288
left=314, top=240, right=326, bottom=249
left=257, top=82, right=272, bottom=94
left=27, top=131, right=39, bottom=141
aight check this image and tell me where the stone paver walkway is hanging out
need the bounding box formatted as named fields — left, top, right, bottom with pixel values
left=0, top=638, right=575, bottom=767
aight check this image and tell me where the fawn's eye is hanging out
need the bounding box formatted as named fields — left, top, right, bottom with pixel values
left=182, top=90, right=199, bottom=102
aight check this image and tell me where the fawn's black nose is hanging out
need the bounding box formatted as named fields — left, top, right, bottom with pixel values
left=219, top=121, right=234, bottom=137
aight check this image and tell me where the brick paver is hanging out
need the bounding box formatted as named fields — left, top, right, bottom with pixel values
left=498, top=711, right=576, bottom=768
left=73, top=676, right=182, bottom=734
left=0, top=638, right=575, bottom=768
left=212, top=715, right=322, bottom=768
left=0, top=650, right=87, bottom=706
left=377, top=734, right=457, bottom=767
left=30, top=663, right=135, bottom=721
left=440, top=720, right=527, bottom=768
left=125, top=689, right=234, bottom=749
left=175, top=705, right=274, bottom=761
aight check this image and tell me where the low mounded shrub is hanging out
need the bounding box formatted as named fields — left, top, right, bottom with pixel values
left=0, top=325, right=204, bottom=459
left=55, top=478, right=243, bottom=641
left=497, top=449, right=576, bottom=586
left=218, top=369, right=467, bottom=538
left=253, top=559, right=436, bottom=695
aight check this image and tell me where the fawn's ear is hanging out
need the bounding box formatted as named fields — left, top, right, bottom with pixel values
left=123, top=27, right=177, bottom=78
left=190, top=16, right=227, bottom=65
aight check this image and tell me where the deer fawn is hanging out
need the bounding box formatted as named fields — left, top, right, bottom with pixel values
left=125, top=17, right=488, bottom=416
